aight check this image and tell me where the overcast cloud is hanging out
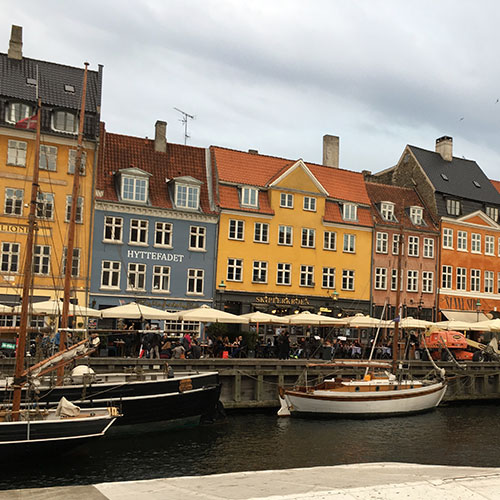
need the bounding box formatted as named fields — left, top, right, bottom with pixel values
left=3, top=0, right=500, bottom=178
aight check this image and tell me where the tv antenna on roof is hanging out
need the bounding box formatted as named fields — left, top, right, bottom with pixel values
left=174, top=107, right=195, bottom=145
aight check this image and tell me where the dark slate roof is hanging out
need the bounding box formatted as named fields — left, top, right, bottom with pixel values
left=97, top=125, right=215, bottom=215
left=409, top=145, right=500, bottom=205
left=0, top=52, right=102, bottom=113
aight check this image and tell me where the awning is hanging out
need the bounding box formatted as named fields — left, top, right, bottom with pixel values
left=441, top=310, right=489, bottom=322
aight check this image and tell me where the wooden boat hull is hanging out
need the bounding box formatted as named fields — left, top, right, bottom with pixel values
left=3, top=372, right=222, bottom=427
left=0, top=411, right=116, bottom=456
left=283, top=380, right=447, bottom=418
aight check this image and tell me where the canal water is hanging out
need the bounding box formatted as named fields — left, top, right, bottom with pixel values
left=1, top=402, right=500, bottom=490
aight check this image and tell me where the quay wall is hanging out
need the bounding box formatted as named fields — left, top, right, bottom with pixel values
left=1, top=358, right=499, bottom=409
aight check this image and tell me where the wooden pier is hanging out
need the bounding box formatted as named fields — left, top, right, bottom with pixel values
left=1, top=358, right=499, bottom=409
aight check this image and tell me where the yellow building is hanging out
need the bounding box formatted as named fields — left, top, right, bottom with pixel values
left=211, top=139, right=373, bottom=317
left=0, top=26, right=102, bottom=322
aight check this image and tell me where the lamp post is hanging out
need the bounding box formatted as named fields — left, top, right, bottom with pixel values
left=218, top=280, right=226, bottom=311
left=476, top=299, right=481, bottom=322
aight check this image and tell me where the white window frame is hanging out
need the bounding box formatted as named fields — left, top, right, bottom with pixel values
left=227, top=258, right=243, bottom=282
left=129, top=219, right=148, bottom=245
left=280, top=193, right=294, bottom=208
left=457, top=231, right=467, bottom=252
left=127, top=262, right=146, bottom=291
left=410, top=206, right=423, bottom=225
left=408, top=236, right=419, bottom=257
left=52, top=110, right=78, bottom=134
left=342, top=203, right=357, bottom=221
left=407, top=270, right=418, bottom=292
left=103, top=216, right=123, bottom=243
left=375, top=232, right=388, bottom=254
left=39, top=145, right=58, bottom=171
left=485, top=270, right=494, bottom=294
left=1, top=242, right=20, bottom=273
left=62, top=247, right=81, bottom=278
left=152, top=265, right=171, bottom=292
left=374, top=267, right=387, bottom=290
left=241, top=187, right=258, bottom=207
left=446, top=199, right=461, bottom=216
left=392, top=234, right=401, bottom=255
left=154, top=221, right=172, bottom=248
left=6, top=102, right=32, bottom=124
left=301, top=228, right=315, bottom=248
left=101, top=260, right=121, bottom=289
left=7, top=140, right=27, bottom=167
left=187, top=268, right=204, bottom=295
left=300, top=265, right=314, bottom=287
left=322, top=267, right=336, bottom=289
left=252, top=261, right=268, bottom=283
left=278, top=225, right=293, bottom=246
left=391, top=269, right=404, bottom=292
left=122, top=175, right=148, bottom=203
left=471, top=233, right=481, bottom=254
left=4, top=188, right=23, bottom=216
left=486, top=206, right=499, bottom=222
left=189, top=225, right=206, bottom=251
left=323, top=231, right=336, bottom=251
left=422, top=271, right=434, bottom=293
left=443, top=228, right=453, bottom=249
left=485, top=235, right=495, bottom=256
left=471, top=269, right=481, bottom=292
left=303, top=196, right=317, bottom=212
left=441, top=265, right=452, bottom=290
left=423, top=238, right=434, bottom=258
left=36, top=192, right=54, bottom=220
left=456, top=267, right=467, bottom=291
left=65, top=196, right=84, bottom=224
left=33, top=245, right=51, bottom=275
left=277, top=263, right=291, bottom=285
left=68, top=149, right=87, bottom=175
left=380, top=202, right=395, bottom=221
left=254, top=222, right=269, bottom=243
left=343, top=233, right=356, bottom=253
left=341, top=269, right=355, bottom=291
left=228, top=219, right=245, bottom=240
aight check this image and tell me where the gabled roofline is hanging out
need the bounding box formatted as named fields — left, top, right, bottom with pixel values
left=117, top=167, right=152, bottom=177
left=451, top=210, right=500, bottom=230
left=268, top=159, right=329, bottom=195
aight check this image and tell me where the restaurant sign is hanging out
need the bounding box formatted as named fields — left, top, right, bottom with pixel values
left=442, top=296, right=482, bottom=311
left=255, top=295, right=310, bottom=306
left=127, top=250, right=185, bottom=262
left=0, top=223, right=51, bottom=237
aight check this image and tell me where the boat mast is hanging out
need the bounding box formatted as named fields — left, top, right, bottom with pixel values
left=393, top=224, right=404, bottom=371
left=12, top=99, right=42, bottom=421
left=58, top=62, right=89, bottom=384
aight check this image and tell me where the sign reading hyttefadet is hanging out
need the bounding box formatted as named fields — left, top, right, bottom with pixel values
left=127, top=249, right=185, bottom=262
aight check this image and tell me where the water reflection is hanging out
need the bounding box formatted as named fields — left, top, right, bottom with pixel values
left=1, top=403, right=500, bottom=490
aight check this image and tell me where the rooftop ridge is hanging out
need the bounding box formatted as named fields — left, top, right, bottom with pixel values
left=0, top=51, right=100, bottom=74
left=407, top=144, right=477, bottom=164
left=106, top=130, right=206, bottom=152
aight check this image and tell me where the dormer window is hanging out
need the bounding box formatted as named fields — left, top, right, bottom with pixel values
left=241, top=187, right=258, bottom=208
left=6, top=102, right=33, bottom=124
left=446, top=199, right=461, bottom=216
left=380, top=202, right=395, bottom=221
left=52, top=110, right=78, bottom=134
left=121, top=173, right=149, bottom=203
left=410, top=206, right=423, bottom=225
left=486, top=206, right=499, bottom=222
left=342, top=203, right=357, bottom=221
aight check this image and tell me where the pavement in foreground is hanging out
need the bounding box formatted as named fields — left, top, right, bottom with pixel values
left=3, top=463, right=500, bottom=499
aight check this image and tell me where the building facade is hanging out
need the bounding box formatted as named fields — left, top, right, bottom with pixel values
left=365, top=183, right=440, bottom=321
left=89, top=122, right=218, bottom=327
left=0, top=26, right=102, bottom=317
left=211, top=136, right=373, bottom=317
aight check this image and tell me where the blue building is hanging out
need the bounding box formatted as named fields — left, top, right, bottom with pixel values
left=89, top=121, right=218, bottom=328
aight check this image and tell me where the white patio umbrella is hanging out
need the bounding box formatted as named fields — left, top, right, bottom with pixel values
left=239, top=311, right=285, bottom=324
left=433, top=320, right=474, bottom=331
left=0, top=304, right=13, bottom=314
left=280, top=310, right=342, bottom=325
left=470, top=318, right=500, bottom=332
left=344, top=313, right=390, bottom=328
left=12, top=299, right=101, bottom=317
left=176, top=304, right=248, bottom=324
left=100, top=302, right=178, bottom=320
left=389, top=317, right=434, bottom=329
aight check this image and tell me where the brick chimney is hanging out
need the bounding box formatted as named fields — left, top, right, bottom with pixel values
left=323, top=135, right=339, bottom=168
left=436, top=136, right=453, bottom=162
left=8, top=25, right=23, bottom=60
left=154, top=120, right=167, bottom=153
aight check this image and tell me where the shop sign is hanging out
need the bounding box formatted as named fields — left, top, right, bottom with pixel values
left=127, top=249, right=185, bottom=262
left=255, top=295, right=310, bottom=306
left=0, top=223, right=50, bottom=237
left=443, top=296, right=481, bottom=311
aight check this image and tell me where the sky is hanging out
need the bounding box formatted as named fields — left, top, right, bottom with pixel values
left=3, top=0, right=500, bottom=178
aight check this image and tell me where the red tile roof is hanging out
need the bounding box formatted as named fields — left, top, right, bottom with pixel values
left=211, top=146, right=371, bottom=206
left=97, top=125, right=214, bottom=214
left=491, top=179, right=500, bottom=195
left=365, top=182, right=438, bottom=231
